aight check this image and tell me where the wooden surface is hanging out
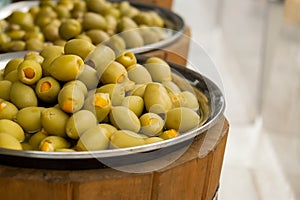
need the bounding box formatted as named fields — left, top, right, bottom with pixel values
left=141, top=26, right=191, bottom=66
left=0, top=117, right=229, bottom=200
left=131, top=0, right=173, bottom=9
left=284, top=0, right=300, bottom=22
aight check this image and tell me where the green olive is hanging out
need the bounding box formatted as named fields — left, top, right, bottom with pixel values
left=143, top=82, right=172, bottom=114
left=6, top=30, right=26, bottom=40
left=96, top=84, right=125, bottom=106
left=100, top=61, right=127, bottom=84
left=17, top=59, right=42, bottom=85
left=127, top=64, right=152, bottom=84
left=3, top=57, right=23, bottom=77
left=144, top=137, right=164, bottom=144
left=144, top=57, right=171, bottom=82
left=24, top=51, right=44, bottom=64
left=64, top=39, right=95, bottom=60
left=23, top=31, right=44, bottom=42
left=55, top=4, right=71, bottom=19
left=110, top=130, right=146, bottom=148
left=7, top=11, right=33, bottom=28
left=105, top=35, right=126, bottom=52
left=0, top=119, right=25, bottom=142
left=64, top=80, right=88, bottom=98
left=170, top=91, right=199, bottom=111
left=0, top=133, right=22, bottom=150
left=0, top=80, right=12, bottom=100
left=48, top=54, right=84, bottom=81
left=159, top=129, right=179, bottom=140
left=162, top=81, right=181, bottom=94
left=105, top=15, right=117, bottom=35
left=139, top=113, right=164, bottom=136
left=2, top=40, right=26, bottom=51
left=0, top=100, right=18, bottom=120
left=82, top=12, right=107, bottom=31
left=149, top=12, right=164, bottom=27
left=109, top=106, right=140, bottom=133
left=77, top=64, right=99, bottom=90
left=40, top=45, right=64, bottom=76
left=10, top=81, right=38, bottom=109
left=41, top=107, right=69, bottom=137
left=35, top=76, right=61, bottom=103
left=127, top=84, right=146, bottom=97
left=84, top=92, right=111, bottom=123
left=116, top=50, right=137, bottom=69
left=86, top=0, right=111, bottom=15
left=66, top=110, right=97, bottom=139
left=121, top=96, right=144, bottom=117
left=16, top=107, right=45, bottom=133
left=59, top=19, right=82, bottom=40
left=85, top=44, right=115, bottom=77
left=39, top=136, right=70, bottom=152
left=133, top=12, right=154, bottom=26
left=42, top=20, right=61, bottom=42
left=138, top=26, right=161, bottom=45
left=98, top=123, right=117, bottom=138
left=165, top=107, right=200, bottom=132
left=120, top=29, right=144, bottom=49
left=58, top=83, right=85, bottom=113
left=117, top=17, right=138, bottom=32
left=28, top=129, right=48, bottom=150
left=76, top=125, right=110, bottom=151
left=4, top=70, right=18, bottom=82
left=85, top=29, right=110, bottom=45
left=21, top=142, right=33, bottom=150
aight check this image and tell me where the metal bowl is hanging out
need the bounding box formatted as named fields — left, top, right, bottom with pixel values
left=0, top=51, right=225, bottom=169
left=0, top=0, right=185, bottom=54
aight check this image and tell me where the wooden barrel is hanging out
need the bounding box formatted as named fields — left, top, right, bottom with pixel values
left=0, top=117, right=228, bottom=200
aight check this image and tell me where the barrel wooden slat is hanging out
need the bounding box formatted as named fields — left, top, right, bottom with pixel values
left=0, top=117, right=229, bottom=200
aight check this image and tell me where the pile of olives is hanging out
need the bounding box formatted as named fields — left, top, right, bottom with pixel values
left=0, top=0, right=168, bottom=53
left=0, top=41, right=202, bottom=152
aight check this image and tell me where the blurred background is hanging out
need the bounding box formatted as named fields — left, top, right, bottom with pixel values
left=173, top=0, right=300, bottom=199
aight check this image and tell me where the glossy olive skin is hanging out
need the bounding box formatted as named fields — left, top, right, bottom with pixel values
left=117, top=17, right=138, bottom=32
left=120, top=29, right=144, bottom=49
left=139, top=26, right=161, bottom=45
left=105, top=35, right=126, bottom=51
left=100, top=61, right=127, bottom=84
left=84, top=92, right=111, bottom=123
left=165, top=107, right=200, bottom=132
left=96, top=84, right=125, bottom=106
left=85, top=29, right=110, bottom=45
left=40, top=45, right=64, bottom=76
left=10, top=81, right=38, bottom=109
left=59, top=19, right=82, bottom=40
left=85, top=44, right=115, bottom=77
left=39, top=136, right=70, bottom=152
left=144, top=137, right=164, bottom=144
left=139, top=113, right=164, bottom=136
left=35, top=76, right=61, bottom=103
left=17, top=59, right=42, bottom=85
left=64, top=39, right=95, bottom=60
left=82, top=12, right=107, bottom=31
left=127, top=64, right=152, bottom=84
left=4, top=70, right=19, bottom=82
left=76, top=126, right=110, bottom=151
left=98, top=123, right=117, bottom=138
left=121, top=96, right=144, bottom=117
left=28, top=130, right=48, bottom=150
left=110, top=130, right=146, bottom=148
left=109, top=106, right=141, bottom=133
left=16, top=107, right=45, bottom=133
left=66, top=110, right=98, bottom=139
left=0, top=100, right=18, bottom=120
left=77, top=64, right=99, bottom=90
left=3, top=58, right=23, bottom=77
left=116, top=51, right=137, bottom=69
left=64, top=80, right=88, bottom=98
left=170, top=91, right=199, bottom=111
left=143, top=82, right=172, bottom=114
left=144, top=57, right=172, bottom=83
left=0, top=80, right=12, bottom=100
left=0, top=133, right=22, bottom=150
left=41, top=107, right=69, bottom=137
left=48, top=54, right=84, bottom=81
left=0, top=119, right=25, bottom=142
left=58, top=83, right=85, bottom=113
